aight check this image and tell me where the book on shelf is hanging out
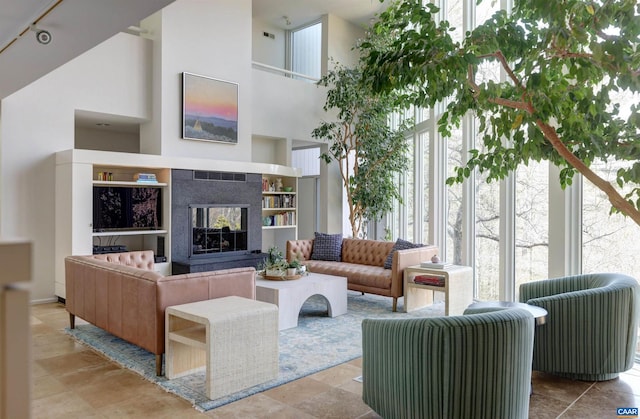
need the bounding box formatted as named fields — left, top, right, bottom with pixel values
left=134, top=173, right=157, bottom=181
left=420, top=261, right=452, bottom=269
left=413, top=275, right=445, bottom=286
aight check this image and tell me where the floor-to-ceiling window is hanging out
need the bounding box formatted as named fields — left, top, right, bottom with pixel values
left=582, top=160, right=639, bottom=279
left=385, top=0, right=637, bottom=314
left=288, top=21, right=322, bottom=80
left=514, top=161, right=549, bottom=299
left=582, top=86, right=640, bottom=280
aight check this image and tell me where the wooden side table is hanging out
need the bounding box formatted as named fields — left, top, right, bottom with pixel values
left=404, top=264, right=473, bottom=315
left=165, top=296, right=278, bottom=400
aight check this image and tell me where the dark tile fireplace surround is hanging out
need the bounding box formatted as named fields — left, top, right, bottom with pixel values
left=170, top=169, right=266, bottom=273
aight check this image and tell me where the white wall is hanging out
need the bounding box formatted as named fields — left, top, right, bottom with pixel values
left=75, top=127, right=140, bottom=153
left=0, top=0, right=371, bottom=300
left=252, top=69, right=328, bottom=141
left=141, top=0, right=252, bottom=161
left=326, top=14, right=366, bottom=70
left=252, top=136, right=286, bottom=165
left=252, top=19, right=286, bottom=68
left=0, top=33, right=152, bottom=300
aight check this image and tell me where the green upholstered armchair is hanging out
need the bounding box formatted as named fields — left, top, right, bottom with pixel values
left=519, top=273, right=640, bottom=381
left=362, top=309, right=535, bottom=419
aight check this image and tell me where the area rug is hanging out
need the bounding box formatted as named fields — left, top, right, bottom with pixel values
left=64, top=292, right=444, bottom=412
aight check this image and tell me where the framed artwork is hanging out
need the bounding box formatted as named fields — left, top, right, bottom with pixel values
left=182, top=72, right=238, bottom=144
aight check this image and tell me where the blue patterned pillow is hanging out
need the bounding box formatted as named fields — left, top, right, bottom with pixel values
left=311, top=232, right=343, bottom=261
left=384, top=238, right=423, bottom=269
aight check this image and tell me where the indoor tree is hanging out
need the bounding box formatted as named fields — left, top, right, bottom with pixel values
left=312, top=64, right=412, bottom=238
left=359, top=0, right=640, bottom=226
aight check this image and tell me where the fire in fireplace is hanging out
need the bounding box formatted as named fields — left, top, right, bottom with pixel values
left=189, top=205, right=248, bottom=257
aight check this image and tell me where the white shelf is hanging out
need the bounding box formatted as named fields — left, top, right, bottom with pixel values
left=263, top=225, right=296, bottom=230
left=262, top=208, right=296, bottom=211
left=92, top=180, right=168, bottom=187
left=262, top=191, right=296, bottom=195
left=92, top=229, right=168, bottom=237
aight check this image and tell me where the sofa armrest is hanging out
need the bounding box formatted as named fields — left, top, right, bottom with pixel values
left=391, top=245, right=439, bottom=297
left=286, top=239, right=314, bottom=262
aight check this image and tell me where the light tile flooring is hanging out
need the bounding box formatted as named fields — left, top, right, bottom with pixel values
left=31, top=302, right=640, bottom=418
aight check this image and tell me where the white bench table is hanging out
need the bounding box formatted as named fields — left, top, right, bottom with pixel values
left=165, top=296, right=278, bottom=399
left=256, top=272, right=347, bottom=330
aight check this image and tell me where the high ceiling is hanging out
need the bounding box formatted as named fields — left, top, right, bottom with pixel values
left=0, top=0, right=175, bottom=100
left=252, top=0, right=390, bottom=29
left=0, top=0, right=389, bottom=100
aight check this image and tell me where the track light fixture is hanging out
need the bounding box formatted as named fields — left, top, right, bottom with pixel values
left=30, top=24, right=52, bottom=45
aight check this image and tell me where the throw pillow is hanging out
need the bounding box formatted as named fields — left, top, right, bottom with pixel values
left=384, top=238, right=423, bottom=269
left=311, top=232, right=343, bottom=262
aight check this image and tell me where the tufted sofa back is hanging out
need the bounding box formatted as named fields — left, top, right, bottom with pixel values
left=87, top=250, right=155, bottom=270
left=341, top=239, right=394, bottom=267
left=285, top=238, right=395, bottom=267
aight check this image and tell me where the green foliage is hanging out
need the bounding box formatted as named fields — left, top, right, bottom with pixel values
left=261, top=246, right=287, bottom=271
left=287, top=259, right=302, bottom=269
left=360, top=0, right=640, bottom=226
left=312, top=64, right=412, bottom=237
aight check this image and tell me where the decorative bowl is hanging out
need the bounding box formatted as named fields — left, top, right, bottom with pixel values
left=283, top=186, right=293, bottom=192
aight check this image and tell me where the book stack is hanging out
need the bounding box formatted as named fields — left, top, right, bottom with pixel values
left=413, top=275, right=445, bottom=287
left=134, top=173, right=158, bottom=183
left=420, top=261, right=452, bottom=269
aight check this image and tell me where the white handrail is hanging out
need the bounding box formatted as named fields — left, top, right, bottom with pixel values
left=251, top=61, right=320, bottom=83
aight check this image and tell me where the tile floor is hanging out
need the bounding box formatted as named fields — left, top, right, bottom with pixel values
left=30, top=302, right=640, bottom=418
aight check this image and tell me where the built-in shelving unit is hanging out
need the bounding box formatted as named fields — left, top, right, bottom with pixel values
left=54, top=149, right=301, bottom=299
left=92, top=180, right=169, bottom=187
left=92, top=165, right=170, bottom=240
left=92, top=230, right=168, bottom=237
left=261, top=175, right=297, bottom=250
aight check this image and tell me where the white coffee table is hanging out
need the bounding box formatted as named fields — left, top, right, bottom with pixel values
left=256, top=272, right=347, bottom=330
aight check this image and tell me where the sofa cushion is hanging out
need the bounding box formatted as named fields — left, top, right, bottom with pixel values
left=304, top=260, right=393, bottom=290
left=384, top=238, right=423, bottom=269
left=311, top=232, right=343, bottom=262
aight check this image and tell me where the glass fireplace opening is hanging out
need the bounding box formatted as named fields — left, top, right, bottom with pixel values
left=190, top=205, right=248, bottom=257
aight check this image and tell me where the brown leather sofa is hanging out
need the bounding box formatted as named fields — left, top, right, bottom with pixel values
left=286, top=238, right=438, bottom=311
left=65, top=250, right=255, bottom=375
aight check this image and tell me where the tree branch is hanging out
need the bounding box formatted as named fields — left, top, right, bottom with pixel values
left=477, top=50, right=525, bottom=91
left=535, top=119, right=640, bottom=226
left=488, top=97, right=535, bottom=113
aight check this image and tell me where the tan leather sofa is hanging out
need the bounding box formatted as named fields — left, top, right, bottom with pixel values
left=286, top=238, right=438, bottom=312
left=65, top=250, right=255, bottom=375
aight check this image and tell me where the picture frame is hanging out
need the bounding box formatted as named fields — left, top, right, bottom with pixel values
left=182, top=72, right=239, bottom=144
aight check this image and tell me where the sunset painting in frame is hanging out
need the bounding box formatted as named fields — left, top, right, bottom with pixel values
left=182, top=72, right=238, bottom=143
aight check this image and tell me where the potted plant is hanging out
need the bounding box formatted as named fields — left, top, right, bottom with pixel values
left=312, top=64, right=411, bottom=238
left=287, top=259, right=302, bottom=277
left=294, top=251, right=307, bottom=274
left=264, top=246, right=287, bottom=277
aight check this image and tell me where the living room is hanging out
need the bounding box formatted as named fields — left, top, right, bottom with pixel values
left=1, top=0, right=639, bottom=417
